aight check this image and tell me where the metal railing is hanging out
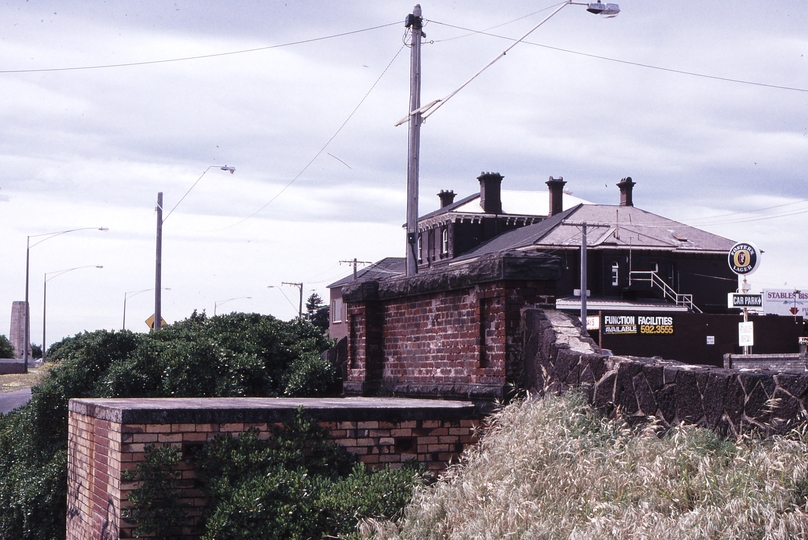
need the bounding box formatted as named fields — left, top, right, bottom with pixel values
left=629, top=271, right=703, bottom=313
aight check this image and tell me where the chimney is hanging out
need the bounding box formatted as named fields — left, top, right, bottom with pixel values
left=477, top=172, right=503, bottom=214
left=438, top=189, right=456, bottom=208
left=545, top=176, right=566, bottom=217
left=617, top=176, right=636, bottom=207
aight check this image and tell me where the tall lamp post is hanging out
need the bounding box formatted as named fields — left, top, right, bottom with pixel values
left=24, top=227, right=108, bottom=371
left=214, top=296, right=252, bottom=316
left=43, top=265, right=103, bottom=361
left=154, top=165, right=235, bottom=331
left=397, top=0, right=618, bottom=277
left=123, top=288, right=170, bottom=330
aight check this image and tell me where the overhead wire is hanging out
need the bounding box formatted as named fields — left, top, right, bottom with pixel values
left=0, top=22, right=401, bottom=74
left=218, top=43, right=407, bottom=230
left=427, top=19, right=808, bottom=94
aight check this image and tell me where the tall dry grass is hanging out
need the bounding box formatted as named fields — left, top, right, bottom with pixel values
left=361, top=392, right=808, bottom=539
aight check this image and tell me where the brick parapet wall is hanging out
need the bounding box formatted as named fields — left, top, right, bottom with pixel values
left=724, top=353, right=808, bottom=372
left=340, top=251, right=560, bottom=400
left=67, top=397, right=480, bottom=540
left=522, top=308, right=808, bottom=437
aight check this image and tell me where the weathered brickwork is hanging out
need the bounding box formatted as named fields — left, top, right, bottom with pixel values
left=344, top=280, right=554, bottom=400
left=339, top=251, right=562, bottom=400
left=522, top=308, right=808, bottom=437
left=66, top=397, right=480, bottom=540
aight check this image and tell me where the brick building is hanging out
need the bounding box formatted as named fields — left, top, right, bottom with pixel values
left=328, top=174, right=802, bottom=400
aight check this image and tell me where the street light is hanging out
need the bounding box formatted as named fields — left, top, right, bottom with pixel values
left=24, top=227, right=108, bottom=371
left=123, top=288, right=170, bottom=330
left=398, top=1, right=618, bottom=276
left=155, top=165, right=235, bottom=330
left=43, top=265, right=103, bottom=361
left=214, top=296, right=252, bottom=316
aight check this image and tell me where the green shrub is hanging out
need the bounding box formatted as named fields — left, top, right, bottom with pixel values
left=122, top=444, right=185, bottom=540
left=0, top=335, right=14, bottom=358
left=195, top=413, right=425, bottom=540
left=0, top=312, right=339, bottom=540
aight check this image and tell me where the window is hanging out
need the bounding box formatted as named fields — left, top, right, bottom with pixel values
left=331, top=299, right=343, bottom=323
left=611, top=261, right=619, bottom=287
left=440, top=227, right=449, bottom=256
left=417, top=233, right=423, bottom=263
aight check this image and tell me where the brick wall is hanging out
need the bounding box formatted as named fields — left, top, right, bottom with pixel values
left=339, top=251, right=562, bottom=400
left=67, top=397, right=480, bottom=540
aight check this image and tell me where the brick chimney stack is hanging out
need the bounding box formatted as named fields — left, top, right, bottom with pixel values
left=617, top=176, right=636, bottom=207
left=438, top=190, right=456, bottom=208
left=477, top=172, right=503, bottom=214
left=545, top=176, right=566, bottom=217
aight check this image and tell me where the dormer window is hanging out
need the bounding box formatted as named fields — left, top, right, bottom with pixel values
left=440, top=227, right=449, bottom=257
left=611, top=261, right=619, bottom=286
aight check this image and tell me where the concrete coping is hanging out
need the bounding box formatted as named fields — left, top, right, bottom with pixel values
left=68, top=396, right=480, bottom=425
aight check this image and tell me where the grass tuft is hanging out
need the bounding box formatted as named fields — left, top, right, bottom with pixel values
left=362, top=391, right=808, bottom=539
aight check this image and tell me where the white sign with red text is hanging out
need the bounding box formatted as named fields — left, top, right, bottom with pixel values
left=762, top=289, right=808, bottom=317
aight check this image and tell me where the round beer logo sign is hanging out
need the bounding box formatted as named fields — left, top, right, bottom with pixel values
left=728, top=242, right=760, bottom=275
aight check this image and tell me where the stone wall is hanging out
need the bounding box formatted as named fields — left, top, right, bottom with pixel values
left=66, top=396, right=480, bottom=540
left=522, top=308, right=808, bottom=437
left=8, top=300, right=25, bottom=359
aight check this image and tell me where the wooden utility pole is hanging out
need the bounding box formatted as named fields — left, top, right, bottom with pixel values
left=154, top=192, right=163, bottom=330
left=283, top=282, right=304, bottom=318
left=405, top=5, right=423, bottom=277
left=340, top=258, right=372, bottom=280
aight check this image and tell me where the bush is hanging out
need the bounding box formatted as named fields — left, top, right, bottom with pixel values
left=122, top=444, right=185, bottom=540
left=0, top=335, right=14, bottom=358
left=195, top=413, right=425, bottom=540
left=0, top=312, right=340, bottom=539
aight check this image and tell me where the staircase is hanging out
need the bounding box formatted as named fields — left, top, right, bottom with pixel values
left=628, top=271, right=703, bottom=313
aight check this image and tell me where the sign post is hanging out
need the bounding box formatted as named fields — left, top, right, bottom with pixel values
left=727, top=241, right=762, bottom=354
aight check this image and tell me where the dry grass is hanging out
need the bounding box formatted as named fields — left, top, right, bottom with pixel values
left=361, top=392, right=808, bottom=540
left=0, top=364, right=52, bottom=394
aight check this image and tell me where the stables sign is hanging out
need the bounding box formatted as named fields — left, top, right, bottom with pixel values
left=603, top=314, right=674, bottom=335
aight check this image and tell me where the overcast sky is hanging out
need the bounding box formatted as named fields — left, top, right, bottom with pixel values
left=1, top=1, right=806, bottom=348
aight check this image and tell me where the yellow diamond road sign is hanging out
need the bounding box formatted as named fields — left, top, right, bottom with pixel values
left=145, top=314, right=167, bottom=329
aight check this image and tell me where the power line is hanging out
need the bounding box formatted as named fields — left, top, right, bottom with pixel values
left=428, top=20, right=808, bottom=94
left=220, top=43, right=407, bottom=229
left=0, top=22, right=400, bottom=74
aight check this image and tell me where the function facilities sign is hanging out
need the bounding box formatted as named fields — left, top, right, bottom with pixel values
left=762, top=289, right=808, bottom=317
left=603, top=315, right=674, bottom=336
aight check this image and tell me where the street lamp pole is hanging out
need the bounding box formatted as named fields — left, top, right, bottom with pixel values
left=43, top=265, right=103, bottom=361
left=124, top=288, right=170, bottom=330
left=397, top=1, right=618, bottom=277
left=154, top=165, right=235, bottom=331
left=214, top=297, right=252, bottom=316
left=404, top=4, right=423, bottom=278
left=24, top=227, right=108, bottom=371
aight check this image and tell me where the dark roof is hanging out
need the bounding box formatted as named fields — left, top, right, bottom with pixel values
left=453, top=203, right=735, bottom=263
left=419, top=193, right=479, bottom=221
left=451, top=206, right=579, bottom=262
left=327, top=257, right=405, bottom=289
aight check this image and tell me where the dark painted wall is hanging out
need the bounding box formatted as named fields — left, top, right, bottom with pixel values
left=590, top=311, right=804, bottom=367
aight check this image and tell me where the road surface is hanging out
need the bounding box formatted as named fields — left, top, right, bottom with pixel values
left=0, top=388, right=32, bottom=414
